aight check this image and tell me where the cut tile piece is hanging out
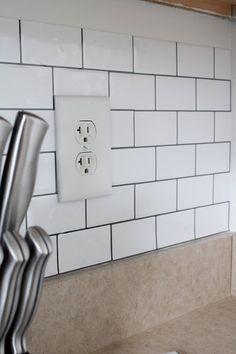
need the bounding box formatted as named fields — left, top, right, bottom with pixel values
left=215, top=112, right=232, bottom=142
left=28, top=194, right=85, bottom=235
left=112, top=218, right=156, bottom=259
left=111, top=111, right=134, bottom=148
left=214, top=173, right=231, bottom=203
left=0, top=18, right=20, bottom=63
left=87, top=185, right=134, bottom=227
left=58, top=226, right=111, bottom=273
left=135, top=111, right=177, bottom=146
left=157, top=210, right=194, bottom=248
left=83, top=29, right=132, bottom=71
left=110, top=73, right=155, bottom=110
left=215, top=48, right=231, bottom=80
left=21, top=21, right=82, bottom=67
left=112, top=148, right=155, bottom=185
left=136, top=180, right=176, bottom=218
left=45, top=236, right=58, bottom=277
left=134, top=36, right=176, bottom=75
left=156, top=76, right=195, bottom=111
left=196, top=203, right=229, bottom=238
left=33, top=153, right=56, bottom=196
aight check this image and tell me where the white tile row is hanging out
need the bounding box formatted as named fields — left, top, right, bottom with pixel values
left=111, top=111, right=232, bottom=149
left=0, top=18, right=231, bottom=79
left=48, top=202, right=229, bottom=273
left=0, top=64, right=230, bottom=110
left=29, top=143, right=230, bottom=200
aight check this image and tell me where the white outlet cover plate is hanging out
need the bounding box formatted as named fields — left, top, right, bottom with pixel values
left=55, top=95, right=112, bottom=202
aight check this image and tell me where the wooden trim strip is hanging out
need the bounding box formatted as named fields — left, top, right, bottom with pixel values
left=142, top=0, right=232, bottom=17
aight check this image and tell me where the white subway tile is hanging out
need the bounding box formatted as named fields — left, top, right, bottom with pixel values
left=28, top=194, right=85, bottom=235
left=215, top=112, right=232, bottom=142
left=134, top=37, right=176, bottom=75
left=0, top=18, right=20, bottom=63
left=135, top=111, right=176, bottom=146
left=45, top=235, right=58, bottom=277
left=157, top=210, right=194, bottom=248
left=196, top=143, right=230, bottom=175
left=112, top=218, right=156, bottom=260
left=21, top=21, right=82, bottom=67
left=87, top=185, right=134, bottom=227
left=215, top=48, right=231, bottom=80
left=178, top=43, right=213, bottom=78
left=83, top=29, right=132, bottom=71
left=34, top=153, right=56, bottom=196
left=178, top=112, right=214, bottom=144
left=197, top=79, right=230, bottom=111
left=110, top=73, right=155, bottom=110
left=156, top=76, right=195, bottom=110
left=58, top=226, right=111, bottom=273
left=178, top=175, right=213, bottom=210
left=136, top=180, right=176, bottom=218
left=0, top=64, right=53, bottom=109
left=54, top=68, right=108, bottom=96
left=111, top=111, right=133, bottom=148
left=156, top=145, right=195, bottom=180
left=196, top=203, right=229, bottom=238
left=112, top=148, right=155, bottom=185
left=214, top=173, right=231, bottom=203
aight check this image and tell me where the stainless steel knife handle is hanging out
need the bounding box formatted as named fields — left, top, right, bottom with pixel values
left=0, top=111, right=48, bottom=240
left=6, top=226, right=52, bottom=354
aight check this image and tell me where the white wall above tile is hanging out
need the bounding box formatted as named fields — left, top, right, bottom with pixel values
left=178, top=112, right=214, bottom=144
left=135, top=111, right=177, bottom=147
left=156, top=76, right=195, bottom=110
left=134, top=36, right=176, bottom=75
left=58, top=226, right=111, bottom=273
left=112, top=148, right=155, bottom=185
left=112, top=218, right=156, bottom=260
left=110, top=73, right=155, bottom=110
left=177, top=43, right=214, bottom=78
left=197, top=79, right=230, bottom=111
left=21, top=21, right=82, bottom=67
left=83, top=29, right=132, bottom=71
left=157, top=210, right=194, bottom=248
left=196, top=203, right=229, bottom=238
left=0, top=18, right=20, bottom=63
left=0, top=64, right=53, bottom=109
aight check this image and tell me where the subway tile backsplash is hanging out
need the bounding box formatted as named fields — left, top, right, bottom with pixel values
left=0, top=18, right=231, bottom=276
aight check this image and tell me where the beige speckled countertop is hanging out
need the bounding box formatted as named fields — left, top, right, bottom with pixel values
left=91, top=296, right=236, bottom=354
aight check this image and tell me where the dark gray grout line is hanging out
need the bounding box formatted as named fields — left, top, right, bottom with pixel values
left=194, top=208, right=196, bottom=239
left=85, top=199, right=88, bottom=228
left=81, top=28, right=84, bottom=68
left=18, top=20, right=22, bottom=63
left=176, top=179, right=178, bottom=211
left=52, top=200, right=230, bottom=237
left=213, top=48, right=216, bottom=79
left=110, top=225, right=113, bottom=261
left=212, top=174, right=215, bottom=204
left=56, top=235, right=60, bottom=274
left=0, top=60, right=232, bottom=83
left=155, top=216, right=158, bottom=249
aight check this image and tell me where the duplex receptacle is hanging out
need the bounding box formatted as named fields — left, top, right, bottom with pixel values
left=75, top=120, right=96, bottom=145
left=76, top=152, right=97, bottom=175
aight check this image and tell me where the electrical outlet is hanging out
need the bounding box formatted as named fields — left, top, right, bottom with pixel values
left=76, top=152, right=97, bottom=175
left=55, top=96, right=111, bottom=202
left=75, top=120, right=96, bottom=145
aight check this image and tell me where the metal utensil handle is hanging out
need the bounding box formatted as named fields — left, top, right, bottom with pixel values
left=0, top=111, right=48, bottom=240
